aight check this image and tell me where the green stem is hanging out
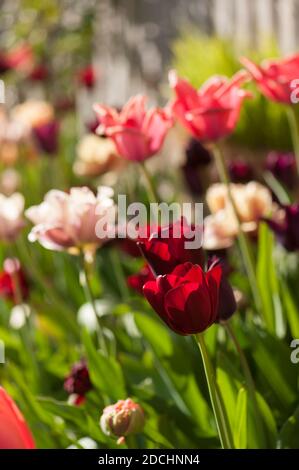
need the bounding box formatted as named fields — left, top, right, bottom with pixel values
left=139, top=161, right=159, bottom=204
left=286, top=107, right=299, bottom=176
left=195, top=333, right=234, bottom=449
left=80, top=253, right=108, bottom=356
left=212, top=144, right=262, bottom=314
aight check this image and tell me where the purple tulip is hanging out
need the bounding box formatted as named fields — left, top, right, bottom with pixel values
left=266, top=151, right=296, bottom=189
left=265, top=204, right=299, bottom=251
left=229, top=160, right=254, bottom=183
left=33, top=120, right=59, bottom=155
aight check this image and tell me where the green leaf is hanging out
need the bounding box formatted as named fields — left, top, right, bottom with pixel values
left=257, top=223, right=283, bottom=335
left=233, top=388, right=247, bottom=449
left=281, top=280, right=299, bottom=338
left=82, top=329, right=126, bottom=401
left=278, top=405, right=299, bottom=448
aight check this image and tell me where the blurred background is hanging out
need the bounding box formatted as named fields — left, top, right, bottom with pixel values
left=1, top=0, right=299, bottom=153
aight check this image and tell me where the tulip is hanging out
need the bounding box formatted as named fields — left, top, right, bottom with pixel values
left=169, top=70, right=250, bottom=142
left=28, top=64, right=49, bottom=82
left=265, top=204, right=299, bottom=251
left=127, top=265, right=155, bottom=295
left=229, top=160, right=254, bottom=184
left=26, top=186, right=116, bottom=257
left=33, top=120, right=59, bottom=155
left=240, top=55, right=299, bottom=104
left=78, top=65, right=96, bottom=89
left=182, top=138, right=212, bottom=195
left=206, top=182, right=273, bottom=226
left=64, top=359, right=92, bottom=401
left=12, top=100, right=55, bottom=128
left=94, top=95, right=173, bottom=161
left=203, top=211, right=236, bottom=251
left=74, top=134, right=122, bottom=177
left=266, top=151, right=297, bottom=189
left=138, top=218, right=204, bottom=276
left=100, top=399, right=145, bottom=444
left=0, top=387, right=35, bottom=449
left=143, top=261, right=236, bottom=335
left=0, top=193, right=25, bottom=242
left=0, top=258, right=29, bottom=303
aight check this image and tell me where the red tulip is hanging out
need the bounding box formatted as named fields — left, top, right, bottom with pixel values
left=169, top=70, right=250, bottom=142
left=0, top=387, right=35, bottom=449
left=240, top=55, right=299, bottom=104
left=0, top=258, right=29, bottom=304
left=78, top=65, right=96, bottom=89
left=94, top=95, right=173, bottom=161
left=127, top=265, right=155, bottom=295
left=138, top=218, right=204, bottom=276
left=143, top=262, right=223, bottom=335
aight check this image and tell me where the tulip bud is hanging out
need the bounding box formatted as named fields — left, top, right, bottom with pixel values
left=100, top=399, right=145, bottom=444
left=64, top=359, right=92, bottom=399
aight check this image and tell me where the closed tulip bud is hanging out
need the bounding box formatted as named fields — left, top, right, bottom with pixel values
left=100, top=399, right=145, bottom=444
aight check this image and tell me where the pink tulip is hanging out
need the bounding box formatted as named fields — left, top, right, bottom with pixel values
left=0, top=193, right=25, bottom=242
left=240, top=55, right=299, bottom=104
left=0, top=387, right=35, bottom=449
left=93, top=95, right=173, bottom=161
left=26, top=186, right=116, bottom=256
left=169, top=70, right=250, bottom=142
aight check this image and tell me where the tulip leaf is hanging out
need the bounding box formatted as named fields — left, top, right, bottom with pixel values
left=278, top=405, right=299, bottom=448
left=257, top=223, right=285, bottom=336
left=233, top=387, right=247, bottom=449
left=82, top=329, right=126, bottom=401
left=281, top=280, right=299, bottom=338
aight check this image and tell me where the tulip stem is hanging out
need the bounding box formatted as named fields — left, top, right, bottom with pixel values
left=286, top=107, right=299, bottom=176
left=80, top=253, right=108, bottom=356
left=212, top=144, right=262, bottom=314
left=195, top=333, right=234, bottom=449
left=139, top=161, right=159, bottom=204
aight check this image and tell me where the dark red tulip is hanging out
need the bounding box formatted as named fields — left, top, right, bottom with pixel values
left=0, top=52, right=10, bottom=74
left=229, top=160, right=254, bottom=184
left=0, top=258, right=29, bottom=304
left=127, top=265, right=155, bottom=295
left=143, top=261, right=236, bottom=335
left=266, top=151, right=296, bottom=189
left=28, top=64, right=49, bottom=82
left=138, top=218, right=204, bottom=276
left=64, top=359, right=92, bottom=398
left=265, top=204, right=299, bottom=251
left=33, top=120, right=59, bottom=155
left=182, top=138, right=212, bottom=195
left=78, top=65, right=96, bottom=89
left=0, top=387, right=35, bottom=449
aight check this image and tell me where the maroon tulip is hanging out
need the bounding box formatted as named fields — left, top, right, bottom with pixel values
left=127, top=265, right=155, bottom=295
left=266, top=151, right=296, bottom=189
left=138, top=218, right=204, bottom=276
left=0, top=258, right=29, bottom=304
left=143, top=261, right=235, bottom=335
left=33, top=120, right=59, bottom=155
left=265, top=204, right=299, bottom=251
left=64, top=359, right=92, bottom=399
left=229, top=160, right=254, bottom=184
left=28, top=64, right=49, bottom=82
